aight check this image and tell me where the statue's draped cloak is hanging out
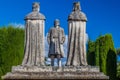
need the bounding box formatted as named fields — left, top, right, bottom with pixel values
left=22, top=20, right=45, bottom=66
left=47, top=27, right=65, bottom=58
left=66, top=2, right=87, bottom=66
left=66, top=21, right=87, bottom=66
left=22, top=2, right=45, bottom=66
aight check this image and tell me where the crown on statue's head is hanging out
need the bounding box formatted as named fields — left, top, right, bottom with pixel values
left=73, top=2, right=81, bottom=11
left=32, top=2, right=40, bottom=12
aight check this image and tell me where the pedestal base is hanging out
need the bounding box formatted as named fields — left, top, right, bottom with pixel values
left=2, top=66, right=109, bottom=80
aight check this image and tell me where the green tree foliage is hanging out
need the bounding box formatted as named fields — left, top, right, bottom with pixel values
left=95, top=38, right=100, bottom=66
left=0, top=26, right=24, bottom=79
left=105, top=34, right=116, bottom=80
left=87, top=34, right=117, bottom=80
left=117, top=48, right=120, bottom=79
left=99, top=35, right=107, bottom=74
left=87, top=40, right=95, bottom=66
left=99, top=34, right=116, bottom=80
left=117, top=63, right=120, bottom=78
left=117, top=48, right=120, bottom=56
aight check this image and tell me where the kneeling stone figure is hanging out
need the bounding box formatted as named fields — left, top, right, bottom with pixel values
left=47, top=19, right=65, bottom=67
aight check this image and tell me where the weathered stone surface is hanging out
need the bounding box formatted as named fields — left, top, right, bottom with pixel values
left=2, top=66, right=109, bottom=80
left=11, top=66, right=100, bottom=73
left=11, top=66, right=53, bottom=73
left=66, top=2, right=87, bottom=66
left=63, top=66, right=100, bottom=72
left=22, top=2, right=45, bottom=66
left=25, top=2, right=45, bottom=20
left=47, top=19, right=65, bottom=58
left=68, top=2, right=87, bottom=21
left=47, top=19, right=65, bottom=67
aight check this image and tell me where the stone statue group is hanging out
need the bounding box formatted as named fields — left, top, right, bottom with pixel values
left=2, top=2, right=109, bottom=80
left=22, top=2, right=87, bottom=67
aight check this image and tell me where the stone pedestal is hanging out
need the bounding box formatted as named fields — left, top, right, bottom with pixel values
left=2, top=66, right=109, bottom=80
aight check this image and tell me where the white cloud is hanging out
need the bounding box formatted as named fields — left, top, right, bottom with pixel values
left=63, top=35, right=68, bottom=58
left=44, top=35, right=49, bottom=57
left=9, top=23, right=25, bottom=28
left=62, top=61, right=66, bottom=66
left=45, top=57, right=51, bottom=62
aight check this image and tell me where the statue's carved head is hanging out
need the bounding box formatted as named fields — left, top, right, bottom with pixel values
left=32, top=2, right=40, bottom=12
left=73, top=2, right=81, bottom=11
left=54, top=19, right=60, bottom=27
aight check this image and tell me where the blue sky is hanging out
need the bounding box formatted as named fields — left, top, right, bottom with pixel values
left=0, top=0, right=120, bottom=49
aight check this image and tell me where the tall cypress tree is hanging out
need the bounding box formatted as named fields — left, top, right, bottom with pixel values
left=95, top=38, right=100, bottom=66
left=105, top=34, right=116, bottom=80
left=87, top=34, right=117, bottom=80
left=97, top=34, right=116, bottom=79
left=99, top=35, right=107, bottom=74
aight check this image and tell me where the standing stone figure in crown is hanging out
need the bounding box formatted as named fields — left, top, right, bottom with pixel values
left=66, top=2, right=88, bottom=66
left=47, top=19, right=65, bottom=67
left=22, top=2, right=45, bottom=66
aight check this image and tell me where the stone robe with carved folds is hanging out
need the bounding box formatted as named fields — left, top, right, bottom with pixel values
left=22, top=2, right=46, bottom=66
left=47, top=27, right=65, bottom=58
left=66, top=2, right=87, bottom=66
